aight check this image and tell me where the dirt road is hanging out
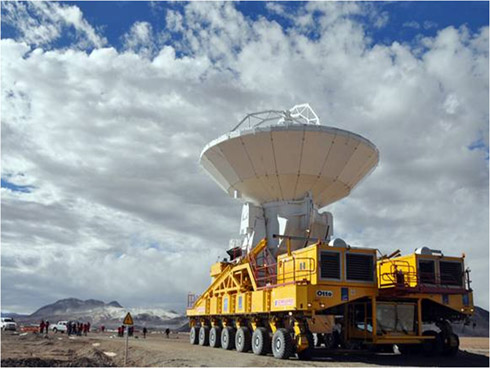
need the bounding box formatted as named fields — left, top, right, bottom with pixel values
left=1, top=331, right=488, bottom=367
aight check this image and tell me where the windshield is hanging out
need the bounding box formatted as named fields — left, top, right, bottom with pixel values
left=3, top=318, right=14, bottom=322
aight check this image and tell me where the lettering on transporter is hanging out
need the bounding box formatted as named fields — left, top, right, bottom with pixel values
left=316, top=290, right=334, bottom=298
left=274, top=298, right=294, bottom=307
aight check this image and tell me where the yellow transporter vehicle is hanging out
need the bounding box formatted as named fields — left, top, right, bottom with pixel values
left=187, top=105, right=474, bottom=359
left=188, top=236, right=379, bottom=359
left=187, top=238, right=473, bottom=359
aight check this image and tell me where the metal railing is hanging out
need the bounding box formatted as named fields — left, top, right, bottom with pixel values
left=378, top=261, right=466, bottom=292
left=249, top=249, right=316, bottom=288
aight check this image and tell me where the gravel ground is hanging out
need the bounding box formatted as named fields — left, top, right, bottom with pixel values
left=1, top=330, right=488, bottom=367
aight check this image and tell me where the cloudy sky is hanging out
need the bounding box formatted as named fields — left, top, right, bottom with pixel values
left=1, top=1, right=488, bottom=314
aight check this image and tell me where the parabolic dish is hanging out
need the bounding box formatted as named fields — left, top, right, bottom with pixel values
left=200, top=125, right=379, bottom=208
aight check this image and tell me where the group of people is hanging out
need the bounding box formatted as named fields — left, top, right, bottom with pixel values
left=39, top=320, right=50, bottom=334
left=115, top=326, right=168, bottom=339
left=67, top=321, right=91, bottom=336
left=117, top=325, right=132, bottom=337
left=39, top=319, right=170, bottom=339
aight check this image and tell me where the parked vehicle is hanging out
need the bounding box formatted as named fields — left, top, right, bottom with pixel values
left=1, top=317, right=18, bottom=331
left=51, top=321, right=68, bottom=333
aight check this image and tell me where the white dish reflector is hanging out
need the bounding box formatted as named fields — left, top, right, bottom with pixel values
left=200, top=124, right=379, bottom=208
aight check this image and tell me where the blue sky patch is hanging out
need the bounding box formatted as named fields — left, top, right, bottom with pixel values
left=469, top=138, right=490, bottom=160
left=1, top=1, right=488, bottom=52
left=1, top=178, right=34, bottom=193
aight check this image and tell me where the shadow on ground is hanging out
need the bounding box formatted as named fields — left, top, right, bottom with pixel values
left=308, top=350, right=489, bottom=367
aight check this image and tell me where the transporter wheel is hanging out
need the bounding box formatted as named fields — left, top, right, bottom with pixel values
left=235, top=327, right=252, bottom=352
left=198, top=326, right=210, bottom=346
left=209, top=327, right=222, bottom=348
left=272, top=328, right=293, bottom=360
left=189, top=326, right=199, bottom=345
left=252, top=327, right=270, bottom=355
left=422, top=331, right=443, bottom=356
left=221, top=327, right=235, bottom=350
left=325, top=333, right=339, bottom=349
left=296, top=331, right=314, bottom=361
left=442, top=333, right=459, bottom=356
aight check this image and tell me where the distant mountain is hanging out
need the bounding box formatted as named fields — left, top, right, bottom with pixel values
left=1, top=312, right=29, bottom=319
left=13, top=298, right=185, bottom=329
left=30, top=298, right=115, bottom=317
left=107, top=301, right=123, bottom=308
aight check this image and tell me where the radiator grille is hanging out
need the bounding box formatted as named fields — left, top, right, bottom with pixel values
left=419, top=260, right=435, bottom=284
left=346, top=253, right=374, bottom=281
left=440, top=261, right=463, bottom=286
left=320, top=252, right=340, bottom=279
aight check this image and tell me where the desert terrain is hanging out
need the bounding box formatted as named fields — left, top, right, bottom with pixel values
left=1, top=330, right=488, bottom=367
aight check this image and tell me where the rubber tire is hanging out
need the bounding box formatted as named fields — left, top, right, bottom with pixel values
left=235, top=327, right=252, bottom=352
left=272, top=328, right=293, bottom=360
left=189, top=326, right=199, bottom=345
left=324, top=333, right=338, bottom=349
left=296, top=331, right=314, bottom=360
left=209, top=327, right=221, bottom=348
left=422, top=330, right=443, bottom=356
left=221, top=327, right=235, bottom=350
left=252, top=327, right=270, bottom=355
left=198, top=326, right=210, bottom=346
left=442, top=333, right=459, bottom=356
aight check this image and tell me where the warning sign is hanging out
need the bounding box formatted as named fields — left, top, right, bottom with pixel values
left=123, top=312, right=134, bottom=325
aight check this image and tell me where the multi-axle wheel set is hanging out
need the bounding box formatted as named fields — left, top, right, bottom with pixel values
left=189, top=321, right=309, bottom=360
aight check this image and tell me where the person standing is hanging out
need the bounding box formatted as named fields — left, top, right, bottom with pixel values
left=39, top=320, right=45, bottom=334
left=142, top=327, right=147, bottom=339
left=45, top=321, right=50, bottom=335
left=165, top=328, right=170, bottom=338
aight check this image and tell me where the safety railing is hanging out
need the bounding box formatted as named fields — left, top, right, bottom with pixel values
left=278, top=256, right=316, bottom=285
left=378, top=260, right=417, bottom=288
left=249, top=246, right=277, bottom=287
left=378, top=263, right=467, bottom=293
left=249, top=249, right=316, bottom=288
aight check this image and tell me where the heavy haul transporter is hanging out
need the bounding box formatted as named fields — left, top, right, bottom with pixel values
left=187, top=105, right=473, bottom=359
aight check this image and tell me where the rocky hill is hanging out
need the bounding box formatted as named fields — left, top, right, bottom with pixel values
left=8, top=298, right=186, bottom=329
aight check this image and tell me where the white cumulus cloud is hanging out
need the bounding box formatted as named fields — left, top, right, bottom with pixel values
left=1, top=2, right=488, bottom=314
